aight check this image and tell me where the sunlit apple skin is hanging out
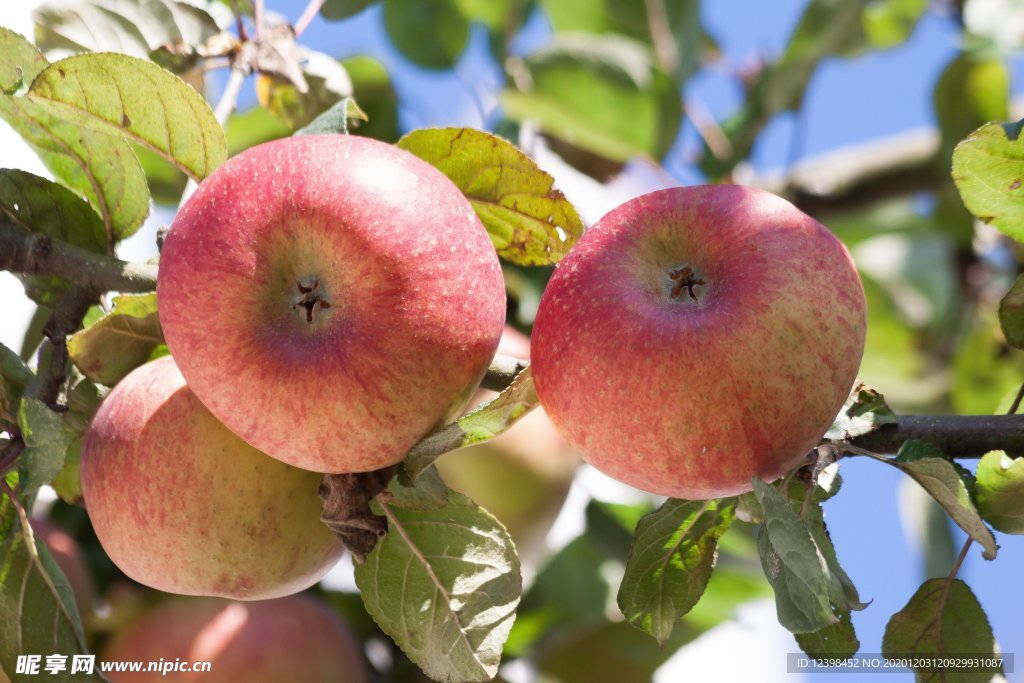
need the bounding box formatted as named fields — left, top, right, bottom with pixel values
left=531, top=185, right=867, bottom=499
left=158, top=134, right=505, bottom=474
left=102, top=595, right=369, bottom=683
left=81, top=356, right=344, bottom=600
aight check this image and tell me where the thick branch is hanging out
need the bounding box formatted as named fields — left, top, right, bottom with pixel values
left=848, top=414, right=1024, bottom=458
left=0, top=215, right=158, bottom=293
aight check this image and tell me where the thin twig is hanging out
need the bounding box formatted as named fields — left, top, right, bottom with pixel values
left=294, top=0, right=326, bottom=37
left=1007, top=380, right=1024, bottom=415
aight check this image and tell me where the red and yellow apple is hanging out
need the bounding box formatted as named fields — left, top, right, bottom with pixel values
left=102, top=595, right=369, bottom=682
left=81, top=356, right=344, bottom=599
left=157, top=134, right=505, bottom=474
left=531, top=185, right=866, bottom=499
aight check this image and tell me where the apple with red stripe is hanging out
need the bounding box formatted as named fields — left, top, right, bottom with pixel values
left=531, top=185, right=866, bottom=499
left=157, top=135, right=506, bottom=474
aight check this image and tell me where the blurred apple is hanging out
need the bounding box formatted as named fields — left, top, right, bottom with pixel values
left=102, top=594, right=369, bottom=682
left=31, top=518, right=95, bottom=621
left=436, top=327, right=579, bottom=563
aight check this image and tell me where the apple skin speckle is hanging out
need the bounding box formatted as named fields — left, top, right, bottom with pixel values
left=158, top=135, right=505, bottom=474
left=531, top=185, right=867, bottom=499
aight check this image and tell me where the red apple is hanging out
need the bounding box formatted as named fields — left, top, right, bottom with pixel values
left=81, top=356, right=344, bottom=599
left=102, top=594, right=369, bottom=682
left=531, top=185, right=866, bottom=499
left=157, top=134, right=505, bottom=474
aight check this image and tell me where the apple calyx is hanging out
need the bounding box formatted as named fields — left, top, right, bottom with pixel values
left=668, top=265, right=706, bottom=301
left=292, top=278, right=332, bottom=323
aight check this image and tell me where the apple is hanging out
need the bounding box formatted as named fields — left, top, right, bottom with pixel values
left=531, top=185, right=866, bottom=499
left=81, top=356, right=344, bottom=600
left=102, top=594, right=369, bottom=683
left=436, top=327, right=578, bottom=563
left=157, top=134, right=505, bottom=474
left=31, top=518, right=96, bottom=620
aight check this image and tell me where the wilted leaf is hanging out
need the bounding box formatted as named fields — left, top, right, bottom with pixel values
left=952, top=118, right=1024, bottom=241
left=999, top=273, right=1024, bottom=349
left=867, top=442, right=998, bottom=560
left=68, top=293, right=163, bottom=386
left=617, top=498, right=735, bottom=644
left=883, top=578, right=1003, bottom=680
left=17, top=399, right=75, bottom=503
left=398, top=127, right=584, bottom=265
left=355, top=493, right=521, bottom=682
left=0, top=169, right=107, bottom=304
left=752, top=478, right=835, bottom=634
left=403, top=366, right=538, bottom=481
left=0, top=28, right=150, bottom=241
left=825, top=381, right=898, bottom=440
left=502, top=33, right=681, bottom=162
left=976, top=450, right=1024, bottom=534
left=33, top=0, right=223, bottom=59
left=383, top=0, right=469, bottom=69
left=28, top=52, right=226, bottom=181
left=0, top=510, right=97, bottom=682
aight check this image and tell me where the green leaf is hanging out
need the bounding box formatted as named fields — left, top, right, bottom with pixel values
left=999, top=274, right=1024, bottom=349
left=976, top=450, right=1024, bottom=534
left=51, top=437, right=83, bottom=505
left=33, top=0, right=223, bottom=59
left=398, top=127, right=584, bottom=265
left=795, top=608, right=859, bottom=661
left=404, top=366, right=539, bottom=481
left=502, top=33, right=681, bottom=162
left=28, top=53, right=226, bottom=181
left=341, top=56, right=398, bottom=141
left=0, top=27, right=49, bottom=87
left=805, top=500, right=866, bottom=613
left=882, top=578, right=1003, bottom=680
left=935, top=54, right=1009, bottom=175
left=0, top=343, right=33, bottom=422
left=0, top=169, right=108, bottom=304
left=869, top=444, right=998, bottom=560
left=67, top=293, right=163, bottom=386
left=862, top=0, right=928, bottom=48
left=0, top=30, right=150, bottom=241
left=952, top=119, right=1024, bottom=241
left=355, top=493, right=521, bottom=682
left=0, top=513, right=97, bottom=682
left=382, top=0, right=469, bottom=70
left=617, top=498, right=735, bottom=644
left=825, top=381, right=898, bottom=440
left=321, top=0, right=378, bottom=20
left=387, top=464, right=449, bottom=511
left=258, top=51, right=356, bottom=131
left=536, top=618, right=699, bottom=683
left=17, top=399, right=75, bottom=503
left=752, top=478, right=835, bottom=634
left=538, top=0, right=704, bottom=82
